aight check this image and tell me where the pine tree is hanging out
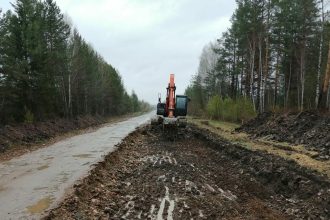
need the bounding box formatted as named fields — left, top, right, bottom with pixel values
left=0, top=0, right=146, bottom=124
left=186, top=0, right=327, bottom=117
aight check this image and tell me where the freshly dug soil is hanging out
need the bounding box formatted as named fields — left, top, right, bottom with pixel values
left=237, top=111, right=330, bottom=160
left=46, top=123, right=330, bottom=220
left=0, top=115, right=118, bottom=161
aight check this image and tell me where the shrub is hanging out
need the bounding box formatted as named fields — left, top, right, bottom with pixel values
left=24, top=109, right=34, bottom=123
left=206, top=95, right=256, bottom=122
left=206, top=95, right=222, bottom=119
left=236, top=97, right=256, bottom=123
left=222, top=97, right=237, bottom=122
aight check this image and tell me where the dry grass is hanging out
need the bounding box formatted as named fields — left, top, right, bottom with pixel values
left=190, top=117, right=330, bottom=178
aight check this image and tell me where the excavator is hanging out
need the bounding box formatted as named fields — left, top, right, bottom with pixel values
left=156, top=74, right=189, bottom=128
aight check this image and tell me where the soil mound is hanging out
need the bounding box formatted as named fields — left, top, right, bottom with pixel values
left=237, top=111, right=330, bottom=160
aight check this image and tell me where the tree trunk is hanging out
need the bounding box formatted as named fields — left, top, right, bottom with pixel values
left=68, top=74, right=72, bottom=117
left=232, top=40, right=237, bottom=99
left=258, top=36, right=263, bottom=112
left=84, top=87, right=88, bottom=114
left=316, top=0, right=324, bottom=108
left=285, top=59, right=292, bottom=108
left=59, top=75, right=68, bottom=117
left=300, top=42, right=306, bottom=111
left=240, top=55, right=244, bottom=96
left=319, top=40, right=330, bottom=109
left=327, top=86, right=330, bottom=110
left=262, top=0, right=270, bottom=111
left=249, top=38, right=256, bottom=110
left=274, top=52, right=279, bottom=107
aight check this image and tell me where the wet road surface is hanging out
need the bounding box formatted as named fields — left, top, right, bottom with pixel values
left=0, top=112, right=153, bottom=220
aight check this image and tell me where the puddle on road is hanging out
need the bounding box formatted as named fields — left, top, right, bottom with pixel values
left=0, top=185, right=5, bottom=192
left=37, top=165, right=50, bottom=171
left=59, top=172, right=69, bottom=183
left=3, top=161, right=13, bottom=166
left=13, top=169, right=33, bottom=180
left=72, top=154, right=94, bottom=158
left=34, top=186, right=48, bottom=191
left=44, top=156, right=54, bottom=160
left=19, top=162, right=29, bottom=167
left=26, top=196, right=54, bottom=214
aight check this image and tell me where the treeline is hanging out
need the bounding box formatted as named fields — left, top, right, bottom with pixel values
left=0, top=0, right=149, bottom=124
left=186, top=0, right=330, bottom=121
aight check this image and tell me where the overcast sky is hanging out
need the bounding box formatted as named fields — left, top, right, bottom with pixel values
left=1, top=0, right=236, bottom=103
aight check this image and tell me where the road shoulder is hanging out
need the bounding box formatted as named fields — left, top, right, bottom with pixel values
left=190, top=118, right=330, bottom=179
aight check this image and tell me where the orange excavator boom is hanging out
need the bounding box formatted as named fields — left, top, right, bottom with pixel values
left=167, top=74, right=176, bottom=117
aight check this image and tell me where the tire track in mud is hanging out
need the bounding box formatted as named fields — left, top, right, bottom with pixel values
left=46, top=124, right=330, bottom=220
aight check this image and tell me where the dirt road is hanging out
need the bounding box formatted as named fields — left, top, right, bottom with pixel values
left=0, top=112, right=153, bottom=220
left=47, top=123, right=330, bottom=220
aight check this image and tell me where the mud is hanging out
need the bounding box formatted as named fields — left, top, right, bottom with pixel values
left=46, top=123, right=330, bottom=220
left=27, top=197, right=55, bottom=214
left=237, top=111, right=330, bottom=160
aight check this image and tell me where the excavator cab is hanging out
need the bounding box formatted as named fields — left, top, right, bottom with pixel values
left=175, top=95, right=189, bottom=117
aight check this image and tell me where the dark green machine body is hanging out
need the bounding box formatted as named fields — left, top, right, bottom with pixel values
left=156, top=103, right=166, bottom=116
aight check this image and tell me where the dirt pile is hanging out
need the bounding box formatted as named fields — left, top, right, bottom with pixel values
left=237, top=111, right=330, bottom=160
left=46, top=123, right=330, bottom=219
left=0, top=115, right=106, bottom=154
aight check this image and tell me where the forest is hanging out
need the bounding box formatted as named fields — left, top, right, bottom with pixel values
left=186, top=0, right=330, bottom=121
left=0, top=0, right=148, bottom=125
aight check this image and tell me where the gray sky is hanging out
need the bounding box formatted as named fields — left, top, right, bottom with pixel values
left=1, top=0, right=236, bottom=103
